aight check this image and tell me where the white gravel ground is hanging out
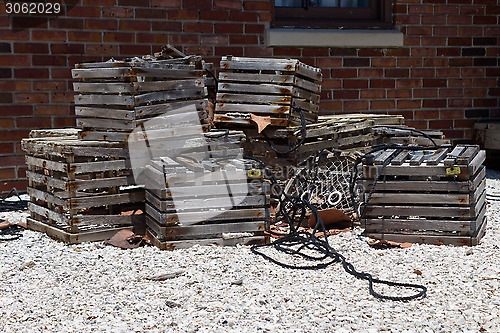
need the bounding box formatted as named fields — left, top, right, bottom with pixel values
left=1, top=170, right=499, bottom=333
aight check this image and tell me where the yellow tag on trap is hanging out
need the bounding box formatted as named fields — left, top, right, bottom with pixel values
left=446, top=166, right=461, bottom=175
left=247, top=169, right=261, bottom=178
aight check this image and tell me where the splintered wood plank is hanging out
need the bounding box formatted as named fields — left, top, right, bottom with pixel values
left=25, top=155, right=128, bottom=174
left=214, top=115, right=289, bottom=127
left=292, top=98, right=319, bottom=113
left=72, top=67, right=203, bottom=79
left=220, top=58, right=299, bottom=72
left=294, top=77, right=321, bottom=93
left=443, top=145, right=467, bottom=166
left=26, top=171, right=133, bottom=191
left=145, top=203, right=267, bottom=225
left=146, top=216, right=265, bottom=240
left=364, top=205, right=486, bottom=234
left=79, top=131, right=130, bottom=142
left=134, top=88, right=207, bottom=105
left=217, top=94, right=292, bottom=105
left=146, top=228, right=267, bottom=250
left=75, top=94, right=136, bottom=106
left=146, top=182, right=268, bottom=200
left=135, top=99, right=208, bottom=118
left=409, top=153, right=425, bottom=166
left=363, top=204, right=477, bottom=219
left=391, top=151, right=410, bottom=165
left=76, top=107, right=136, bottom=120
left=216, top=103, right=290, bottom=115
left=73, top=79, right=204, bottom=93
left=457, top=145, right=480, bottom=165
left=426, top=148, right=450, bottom=165
left=77, top=117, right=136, bottom=130
left=27, top=217, right=135, bottom=244
left=374, top=149, right=397, bottom=165
left=219, top=83, right=294, bottom=95
left=296, top=62, right=323, bottom=83
left=218, top=72, right=295, bottom=84
left=366, top=193, right=471, bottom=205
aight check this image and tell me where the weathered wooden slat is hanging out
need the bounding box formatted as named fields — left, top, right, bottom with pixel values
left=391, top=151, right=410, bottom=165
left=409, top=153, right=426, bottom=166
left=135, top=99, right=208, bottom=118
left=374, top=149, right=397, bottom=165
left=294, top=77, right=321, bottom=93
left=27, top=217, right=135, bottom=244
left=218, top=72, right=295, bottom=84
left=457, top=145, right=480, bottom=165
left=426, top=148, right=450, bottom=165
left=77, top=117, right=136, bottom=130
left=25, top=155, right=128, bottom=174
left=364, top=204, right=476, bottom=218
left=214, top=115, right=290, bottom=127
left=216, top=103, right=290, bottom=115
left=296, top=62, right=323, bottom=83
left=78, top=131, right=130, bottom=142
left=443, top=145, right=467, bottom=167
left=22, top=138, right=127, bottom=157
left=217, top=93, right=292, bottom=105
left=220, top=59, right=299, bottom=72
left=146, top=216, right=265, bottom=240
left=146, top=203, right=267, bottom=225
left=218, top=82, right=293, bottom=95
left=366, top=192, right=471, bottom=205
left=292, top=98, right=319, bottom=113
left=148, top=193, right=269, bottom=212
left=134, top=88, right=207, bottom=105
left=146, top=182, right=267, bottom=200
left=76, top=107, right=136, bottom=120
left=29, top=128, right=80, bottom=138
left=146, top=228, right=266, bottom=250
left=72, top=67, right=203, bottom=79
left=75, top=94, right=136, bottom=106
left=73, top=79, right=204, bottom=93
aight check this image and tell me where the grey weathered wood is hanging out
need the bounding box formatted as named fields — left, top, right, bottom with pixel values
left=217, top=93, right=292, bottom=105
left=221, top=59, right=299, bottom=72
left=374, top=149, right=397, bottom=165
left=73, top=79, right=204, bottom=93
left=134, top=88, right=207, bottom=104
left=366, top=192, right=471, bottom=205
left=292, top=98, right=319, bottom=113
left=76, top=106, right=136, bottom=120
left=219, top=72, right=295, bottom=84
left=457, top=145, right=479, bottom=165
left=426, top=148, right=450, bottom=165
left=443, top=145, right=466, bottom=166
left=77, top=117, right=136, bottom=130
left=25, top=155, right=128, bottom=174
left=72, top=67, right=203, bottom=79
left=148, top=193, right=269, bottom=212
left=219, top=82, right=294, bottom=95
left=146, top=228, right=266, bottom=250
left=216, top=103, right=290, bottom=115
left=391, top=151, right=410, bottom=165
left=409, top=153, right=425, bottom=166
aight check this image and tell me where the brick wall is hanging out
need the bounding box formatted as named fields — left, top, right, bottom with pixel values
left=0, top=0, right=499, bottom=193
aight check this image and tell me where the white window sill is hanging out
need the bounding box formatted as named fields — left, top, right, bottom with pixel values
left=267, top=29, right=403, bottom=48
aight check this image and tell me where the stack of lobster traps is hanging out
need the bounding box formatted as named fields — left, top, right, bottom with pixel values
left=360, top=145, right=487, bottom=246
left=22, top=135, right=144, bottom=244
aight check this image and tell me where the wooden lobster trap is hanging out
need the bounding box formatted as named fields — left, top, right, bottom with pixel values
left=72, top=55, right=211, bottom=142
left=22, top=136, right=145, bottom=244
left=144, top=155, right=270, bottom=250
left=215, top=56, right=322, bottom=129
left=360, top=145, right=487, bottom=246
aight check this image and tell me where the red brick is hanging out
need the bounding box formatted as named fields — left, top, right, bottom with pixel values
left=11, top=16, right=48, bottom=29
left=0, top=81, right=30, bottom=92
left=422, top=16, right=447, bottom=25
left=397, top=79, right=422, bottom=88
left=201, top=35, right=228, bottom=45
left=168, top=9, right=198, bottom=20
left=183, top=46, right=214, bottom=56
left=68, top=56, right=102, bottom=67
left=84, top=0, right=115, bottom=4
left=436, top=68, right=460, bottom=78
left=51, top=44, right=85, bottom=54
left=449, top=58, right=472, bottom=67
left=214, top=0, right=242, bottom=10
left=474, top=98, right=497, bottom=107
left=411, top=68, right=435, bottom=78
left=421, top=37, right=447, bottom=47
left=461, top=68, right=485, bottom=77
left=423, top=79, right=447, bottom=88
left=0, top=168, right=15, bottom=179
left=120, top=20, right=150, bottom=31
left=185, top=22, right=213, bottom=33
left=14, top=68, right=49, bottom=79
left=334, top=90, right=359, bottom=99
left=214, top=23, right=243, bottom=34
left=103, top=32, right=134, bottom=43
left=393, top=4, right=407, bottom=13
left=439, top=89, right=463, bottom=98
left=231, top=12, right=258, bottom=22
left=358, top=68, right=384, bottom=78
left=32, top=30, right=67, bottom=42
left=397, top=100, right=422, bottom=109
left=67, top=6, right=100, bottom=17
left=395, top=15, right=420, bottom=25
left=474, top=78, right=496, bottom=87
left=407, top=26, right=433, bottom=36
left=120, top=45, right=150, bottom=56
left=0, top=119, right=14, bottom=128
left=54, top=117, right=77, bottom=127
left=371, top=58, right=395, bottom=67
left=258, top=12, right=272, bottom=22
left=460, top=5, right=483, bottom=15
left=0, top=180, right=29, bottom=194
left=440, top=109, right=464, bottom=119
left=86, top=44, right=119, bottom=56
left=414, top=89, right=438, bottom=98
left=200, top=11, right=229, bottom=21
left=85, top=19, right=118, bottom=30
left=321, top=79, right=341, bottom=90
left=14, top=93, right=49, bottom=104
left=385, top=69, right=409, bottom=77
left=344, top=58, right=370, bottom=67
left=0, top=55, right=30, bottom=66
left=14, top=43, right=49, bottom=54
left=371, top=100, right=395, bottom=110
left=135, top=8, right=168, bottom=19
left=448, top=16, right=472, bottom=25
left=319, top=101, right=342, bottom=111
left=388, top=89, right=412, bottom=99
left=117, top=0, right=149, bottom=6
left=152, top=21, right=182, bottom=32
left=51, top=92, right=74, bottom=103
left=245, top=24, right=265, bottom=35
left=0, top=30, right=29, bottom=41
left=331, top=69, right=357, bottom=78
left=215, top=46, right=243, bottom=56
left=0, top=155, right=25, bottom=167
left=433, top=27, right=458, bottom=36
left=244, top=1, right=271, bottom=11
left=473, top=16, right=497, bottom=24
left=330, top=49, right=357, bottom=56
left=244, top=47, right=272, bottom=57
left=358, top=49, right=385, bottom=57
left=69, top=31, right=102, bottom=42
left=34, top=105, right=69, bottom=116
left=454, top=119, right=476, bottom=128
left=415, top=110, right=440, bottom=119
left=102, top=7, right=134, bottom=18
left=398, top=58, right=422, bottom=67
left=459, top=27, right=483, bottom=37
left=33, top=56, right=67, bottom=67
left=370, top=79, right=395, bottom=89
left=429, top=120, right=454, bottom=129
left=0, top=106, right=32, bottom=117
left=17, top=117, right=51, bottom=128
left=408, top=4, right=433, bottom=14
left=229, top=35, right=260, bottom=44
left=361, top=90, right=386, bottom=99
left=423, top=99, right=447, bottom=108
left=386, top=48, right=410, bottom=57
left=273, top=48, right=301, bottom=57
left=486, top=5, right=500, bottom=14
left=343, top=80, right=368, bottom=89
left=435, top=5, right=459, bottom=14
left=437, top=48, right=461, bottom=57
left=464, top=88, right=488, bottom=97
left=17, top=167, right=27, bottom=178
left=344, top=101, right=368, bottom=111
left=151, top=0, right=181, bottom=7
left=169, top=34, right=199, bottom=44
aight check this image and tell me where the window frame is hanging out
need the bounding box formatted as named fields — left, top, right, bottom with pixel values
left=272, top=0, right=393, bottom=30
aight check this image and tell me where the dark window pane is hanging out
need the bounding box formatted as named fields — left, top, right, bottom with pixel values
left=311, top=0, right=338, bottom=7
left=340, top=0, right=369, bottom=8
left=275, top=0, right=303, bottom=7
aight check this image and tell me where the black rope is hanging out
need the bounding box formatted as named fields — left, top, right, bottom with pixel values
left=204, top=68, right=218, bottom=96
left=0, top=188, right=28, bottom=213
left=372, top=125, right=440, bottom=147
left=0, top=222, right=23, bottom=242
left=247, top=155, right=427, bottom=301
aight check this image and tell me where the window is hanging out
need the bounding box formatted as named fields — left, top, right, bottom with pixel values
left=272, top=0, right=393, bottom=29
